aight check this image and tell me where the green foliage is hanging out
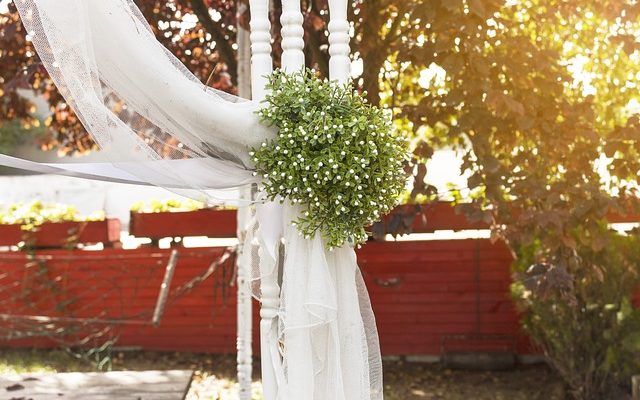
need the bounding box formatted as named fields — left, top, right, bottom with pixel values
left=512, top=227, right=640, bottom=400
left=129, top=198, right=207, bottom=213
left=0, top=120, right=44, bottom=154
left=366, top=2, right=640, bottom=398
left=251, top=69, right=409, bottom=248
left=0, top=201, right=104, bottom=230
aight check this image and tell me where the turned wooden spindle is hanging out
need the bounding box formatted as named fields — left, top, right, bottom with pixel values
left=249, top=0, right=273, bottom=100
left=280, top=0, right=305, bottom=71
left=328, top=0, right=350, bottom=83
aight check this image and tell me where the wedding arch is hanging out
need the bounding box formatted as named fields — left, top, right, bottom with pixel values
left=0, top=1, right=408, bottom=399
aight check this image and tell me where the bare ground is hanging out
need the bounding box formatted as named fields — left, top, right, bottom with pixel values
left=0, top=349, right=566, bottom=399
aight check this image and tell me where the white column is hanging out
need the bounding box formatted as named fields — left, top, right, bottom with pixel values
left=280, top=0, right=305, bottom=71
left=328, top=0, right=350, bottom=83
left=248, top=1, right=279, bottom=400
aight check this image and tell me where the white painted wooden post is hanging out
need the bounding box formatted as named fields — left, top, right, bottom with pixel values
left=328, top=0, right=350, bottom=83
left=236, top=6, right=254, bottom=398
left=280, top=0, right=305, bottom=72
left=248, top=1, right=279, bottom=400
left=236, top=190, right=253, bottom=400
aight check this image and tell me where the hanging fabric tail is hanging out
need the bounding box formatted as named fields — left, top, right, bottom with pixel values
left=277, top=204, right=384, bottom=400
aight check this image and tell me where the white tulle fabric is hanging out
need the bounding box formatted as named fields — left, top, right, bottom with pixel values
left=246, top=203, right=383, bottom=400
left=14, top=0, right=273, bottom=199
left=12, top=1, right=383, bottom=399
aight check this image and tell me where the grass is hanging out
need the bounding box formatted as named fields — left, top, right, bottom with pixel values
left=0, top=348, right=566, bottom=400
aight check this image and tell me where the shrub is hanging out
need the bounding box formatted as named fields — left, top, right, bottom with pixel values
left=512, top=226, right=640, bottom=400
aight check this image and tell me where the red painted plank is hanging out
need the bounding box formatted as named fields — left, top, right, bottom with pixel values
left=129, top=209, right=237, bottom=239
left=0, top=219, right=121, bottom=247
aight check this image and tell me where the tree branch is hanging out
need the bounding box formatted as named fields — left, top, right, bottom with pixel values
left=190, top=0, right=238, bottom=85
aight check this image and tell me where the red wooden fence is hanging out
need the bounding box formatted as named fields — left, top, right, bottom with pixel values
left=5, top=202, right=633, bottom=355
left=0, top=241, right=527, bottom=355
